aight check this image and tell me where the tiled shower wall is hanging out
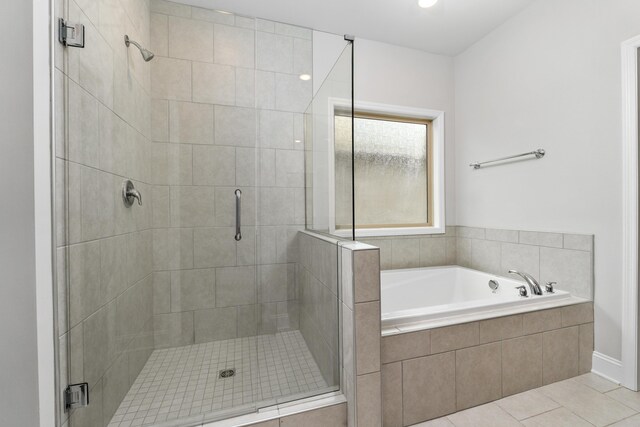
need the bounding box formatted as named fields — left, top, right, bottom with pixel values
left=298, top=232, right=340, bottom=385
left=55, top=0, right=154, bottom=426
left=361, top=225, right=594, bottom=299
left=148, top=0, right=313, bottom=347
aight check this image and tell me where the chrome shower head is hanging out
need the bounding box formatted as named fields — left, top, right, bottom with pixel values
left=124, top=35, right=155, bottom=62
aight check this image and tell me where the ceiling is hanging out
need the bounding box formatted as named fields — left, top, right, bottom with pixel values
left=173, top=0, right=535, bottom=56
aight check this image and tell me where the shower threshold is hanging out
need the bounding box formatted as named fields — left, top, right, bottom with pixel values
left=107, top=330, right=328, bottom=426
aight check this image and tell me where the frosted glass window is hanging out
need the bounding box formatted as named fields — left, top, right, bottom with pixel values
left=335, top=114, right=431, bottom=229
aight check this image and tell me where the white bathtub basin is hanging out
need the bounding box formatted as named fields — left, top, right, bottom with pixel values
left=381, top=266, right=583, bottom=333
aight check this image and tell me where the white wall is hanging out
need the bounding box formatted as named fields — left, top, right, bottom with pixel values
left=0, top=0, right=40, bottom=425
left=454, top=0, right=640, bottom=362
left=313, top=35, right=456, bottom=225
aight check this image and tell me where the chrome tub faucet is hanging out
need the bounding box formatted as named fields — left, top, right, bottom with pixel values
left=508, top=270, right=543, bottom=295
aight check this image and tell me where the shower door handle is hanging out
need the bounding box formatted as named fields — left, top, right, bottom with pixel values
left=235, top=189, right=242, bottom=241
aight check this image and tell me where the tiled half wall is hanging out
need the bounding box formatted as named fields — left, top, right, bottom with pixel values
left=381, top=303, right=594, bottom=426
left=360, top=225, right=594, bottom=299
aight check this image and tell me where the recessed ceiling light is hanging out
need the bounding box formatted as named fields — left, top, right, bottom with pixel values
left=217, top=10, right=232, bottom=15
left=299, top=74, right=311, bottom=81
left=294, top=139, right=302, bottom=143
left=418, top=0, right=438, bottom=8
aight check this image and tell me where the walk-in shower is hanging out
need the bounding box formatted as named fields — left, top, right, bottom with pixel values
left=53, top=0, right=353, bottom=426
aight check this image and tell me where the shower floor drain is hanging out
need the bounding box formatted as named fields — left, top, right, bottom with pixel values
left=218, top=369, right=236, bottom=379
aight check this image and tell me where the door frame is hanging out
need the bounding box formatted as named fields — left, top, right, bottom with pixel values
left=621, top=34, right=640, bottom=391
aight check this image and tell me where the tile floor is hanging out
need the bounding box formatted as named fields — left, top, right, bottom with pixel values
left=108, top=331, right=328, bottom=427
left=416, top=373, right=640, bottom=426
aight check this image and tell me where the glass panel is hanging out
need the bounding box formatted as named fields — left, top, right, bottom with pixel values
left=305, top=43, right=354, bottom=239
left=54, top=0, right=347, bottom=425
left=336, top=116, right=429, bottom=228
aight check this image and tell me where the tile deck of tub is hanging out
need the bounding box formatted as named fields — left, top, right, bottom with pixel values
left=107, top=331, right=327, bottom=427
left=414, top=373, right=640, bottom=427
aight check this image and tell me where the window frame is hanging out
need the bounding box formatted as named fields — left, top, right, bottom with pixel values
left=327, top=99, right=446, bottom=237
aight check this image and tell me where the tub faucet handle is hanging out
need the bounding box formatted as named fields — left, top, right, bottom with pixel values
left=515, top=285, right=528, bottom=298
left=545, top=281, right=556, bottom=293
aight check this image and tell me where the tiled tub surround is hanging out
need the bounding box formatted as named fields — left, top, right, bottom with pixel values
left=55, top=0, right=154, bottom=426
left=149, top=0, right=312, bottom=346
left=381, top=302, right=594, bottom=426
left=361, top=225, right=594, bottom=300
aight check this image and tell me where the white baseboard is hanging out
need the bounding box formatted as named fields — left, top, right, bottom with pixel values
left=591, top=351, right=622, bottom=384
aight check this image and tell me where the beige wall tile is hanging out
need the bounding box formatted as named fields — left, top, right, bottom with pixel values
left=169, top=101, right=214, bottom=144
left=154, top=312, right=194, bottom=348
left=540, top=247, right=593, bottom=299
left=101, top=353, right=130, bottom=425
left=502, top=334, right=542, bottom=396
left=280, top=403, right=347, bottom=427
left=191, top=7, right=234, bottom=24
left=355, top=301, right=381, bottom=375
left=479, top=315, right=523, bottom=344
left=275, top=73, right=312, bottom=113
left=152, top=228, right=194, bottom=270
left=151, top=0, right=191, bottom=17
left=519, top=231, right=563, bottom=248
left=403, top=352, right=456, bottom=425
left=193, top=227, right=236, bottom=268
left=420, top=237, right=447, bottom=267
left=150, top=13, right=169, bottom=57
left=215, top=105, right=256, bottom=147
left=485, top=228, right=519, bottom=243
left=561, top=302, right=594, bottom=327
left=522, top=308, right=562, bottom=335
left=151, top=143, right=193, bottom=185
left=293, top=38, right=312, bottom=75
left=169, top=186, right=216, bottom=227
left=256, top=32, right=293, bottom=73
left=259, top=109, right=294, bottom=150
left=563, top=234, right=593, bottom=252
left=392, top=238, right=420, bottom=269
left=579, top=323, right=594, bottom=374
left=471, top=239, right=501, bottom=275
left=456, top=237, right=472, bottom=268
left=500, top=243, right=540, bottom=281
left=456, top=342, right=502, bottom=410
left=275, top=149, right=305, bottom=187
left=274, top=22, right=311, bottom=39
left=170, top=268, right=216, bottom=311
left=168, top=16, right=213, bottom=62
left=152, top=186, right=170, bottom=228
left=236, top=67, right=256, bottom=108
left=151, top=57, right=192, bottom=101
left=153, top=272, right=171, bottom=314
left=457, top=226, right=485, bottom=239
left=382, top=330, right=430, bottom=364
left=431, top=322, right=479, bottom=354
left=194, top=307, right=237, bottom=342
left=357, top=371, right=382, bottom=427
left=192, top=145, right=236, bottom=186
left=152, top=99, right=169, bottom=142
left=354, top=249, right=380, bottom=303
left=216, top=266, right=257, bottom=306
left=382, top=362, right=402, bottom=427
left=192, top=62, right=236, bottom=105
left=214, top=24, right=255, bottom=68
left=543, top=326, right=579, bottom=384
left=68, top=241, right=101, bottom=328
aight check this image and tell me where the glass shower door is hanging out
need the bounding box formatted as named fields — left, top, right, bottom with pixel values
left=54, top=0, right=351, bottom=425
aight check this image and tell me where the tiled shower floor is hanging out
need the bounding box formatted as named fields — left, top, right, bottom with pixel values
left=107, top=331, right=328, bottom=427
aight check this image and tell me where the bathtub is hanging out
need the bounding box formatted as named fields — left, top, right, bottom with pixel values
left=381, top=266, right=585, bottom=333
